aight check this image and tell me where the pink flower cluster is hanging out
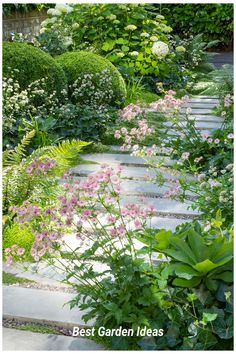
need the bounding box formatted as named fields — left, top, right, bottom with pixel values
left=26, top=158, right=56, bottom=175
left=10, top=202, right=41, bottom=223
left=4, top=244, right=25, bottom=266
left=149, top=91, right=189, bottom=112
left=119, top=103, right=143, bottom=121
left=115, top=120, right=155, bottom=149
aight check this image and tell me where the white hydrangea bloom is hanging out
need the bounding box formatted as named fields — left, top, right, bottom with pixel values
left=125, top=25, right=137, bottom=31
left=152, top=41, right=169, bottom=57
left=140, top=32, right=150, bottom=37
left=130, top=51, right=139, bottom=56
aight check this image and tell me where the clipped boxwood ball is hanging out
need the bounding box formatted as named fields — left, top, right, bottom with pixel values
left=56, top=51, right=126, bottom=107
left=3, top=42, right=67, bottom=98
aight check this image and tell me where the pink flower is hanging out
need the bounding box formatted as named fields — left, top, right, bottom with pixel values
left=4, top=248, right=11, bottom=255
left=6, top=256, right=12, bottom=267
left=114, top=130, right=121, bottom=139
left=107, top=215, right=116, bottom=223
left=17, top=248, right=25, bottom=256
left=134, top=219, right=142, bottom=229
left=110, top=175, right=120, bottom=185
left=82, top=210, right=92, bottom=218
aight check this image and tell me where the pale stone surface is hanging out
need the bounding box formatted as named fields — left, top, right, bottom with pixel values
left=162, top=120, right=222, bottom=129
left=108, top=145, right=172, bottom=155
left=3, top=286, right=95, bottom=326
left=180, top=108, right=213, bottom=114
left=3, top=328, right=105, bottom=351
left=81, top=153, right=175, bottom=166
left=71, top=164, right=196, bottom=182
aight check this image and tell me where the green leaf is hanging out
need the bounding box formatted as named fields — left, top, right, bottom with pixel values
left=121, top=45, right=129, bottom=52
left=102, top=40, right=116, bottom=51
left=155, top=229, right=172, bottom=249
left=172, top=277, right=201, bottom=287
left=211, top=271, right=233, bottom=282
left=174, top=263, right=199, bottom=280
left=193, top=259, right=219, bottom=273
left=187, top=229, right=208, bottom=262
left=200, top=312, right=218, bottom=325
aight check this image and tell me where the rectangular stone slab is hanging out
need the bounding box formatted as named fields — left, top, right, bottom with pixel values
left=70, top=164, right=196, bottom=182
left=81, top=153, right=175, bottom=166
left=162, top=121, right=222, bottom=130
left=3, top=328, right=104, bottom=351
left=3, top=286, right=95, bottom=327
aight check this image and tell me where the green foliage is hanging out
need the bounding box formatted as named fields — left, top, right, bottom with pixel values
left=56, top=51, right=126, bottom=106
left=3, top=130, right=89, bottom=213
left=3, top=272, right=35, bottom=285
left=3, top=42, right=67, bottom=99
left=139, top=222, right=233, bottom=290
left=3, top=223, right=35, bottom=260
left=160, top=4, right=233, bottom=46
left=38, top=4, right=180, bottom=81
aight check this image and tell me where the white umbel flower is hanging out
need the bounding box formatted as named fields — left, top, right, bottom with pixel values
left=152, top=41, right=169, bottom=57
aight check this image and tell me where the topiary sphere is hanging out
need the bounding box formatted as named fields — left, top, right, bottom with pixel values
left=56, top=51, right=127, bottom=107
left=3, top=42, right=67, bottom=98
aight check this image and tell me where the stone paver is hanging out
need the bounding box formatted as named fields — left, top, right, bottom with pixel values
left=180, top=107, right=213, bottom=114
left=3, top=286, right=95, bottom=327
left=3, top=328, right=104, bottom=351
left=160, top=129, right=213, bottom=137
left=71, top=164, right=196, bottom=182
left=179, top=115, right=223, bottom=123
left=76, top=176, right=196, bottom=197
left=81, top=153, right=175, bottom=166
left=162, top=120, right=222, bottom=130
left=109, top=144, right=172, bottom=155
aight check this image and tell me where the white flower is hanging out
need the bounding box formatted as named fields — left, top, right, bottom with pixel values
left=150, top=35, right=159, bottom=42
left=152, top=41, right=169, bottom=57
left=176, top=46, right=186, bottom=53
left=181, top=152, right=190, bottom=160
left=130, top=51, right=139, bottom=56
left=55, top=4, right=73, bottom=13
left=125, top=25, right=137, bottom=31
left=140, top=32, right=150, bottom=37
left=116, top=52, right=125, bottom=58
left=49, top=9, right=62, bottom=17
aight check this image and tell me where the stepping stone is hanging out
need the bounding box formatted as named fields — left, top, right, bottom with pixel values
left=184, top=102, right=218, bottom=108
left=180, top=108, right=213, bottom=114
left=120, top=195, right=199, bottom=216
left=81, top=153, right=175, bottom=167
left=162, top=121, right=222, bottom=130
left=160, top=129, right=213, bottom=137
left=190, top=95, right=219, bottom=99
left=75, top=176, right=197, bottom=197
left=108, top=145, right=172, bottom=155
left=71, top=164, right=196, bottom=182
left=3, top=285, right=95, bottom=327
left=179, top=115, right=223, bottom=123
left=3, top=328, right=104, bottom=351
left=189, top=98, right=219, bottom=104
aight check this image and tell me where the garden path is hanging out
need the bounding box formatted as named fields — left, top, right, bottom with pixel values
left=3, top=95, right=222, bottom=349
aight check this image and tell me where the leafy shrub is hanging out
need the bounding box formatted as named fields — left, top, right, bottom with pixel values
left=159, top=4, right=233, bottom=46
left=3, top=223, right=35, bottom=261
left=56, top=51, right=126, bottom=106
left=39, top=4, right=175, bottom=79
left=3, top=42, right=67, bottom=99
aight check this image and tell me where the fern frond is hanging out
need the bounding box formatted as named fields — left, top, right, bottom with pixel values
left=3, top=130, right=35, bottom=167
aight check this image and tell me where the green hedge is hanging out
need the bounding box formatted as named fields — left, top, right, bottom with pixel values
left=158, top=4, right=233, bottom=46
left=56, top=51, right=126, bottom=106
left=3, top=42, right=67, bottom=98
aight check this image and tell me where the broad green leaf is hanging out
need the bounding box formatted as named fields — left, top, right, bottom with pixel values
left=155, top=229, right=172, bottom=249
left=201, top=312, right=218, bottom=325
left=172, top=277, right=201, bottom=287
left=211, top=271, right=233, bottom=282
left=187, top=229, right=208, bottom=262
left=169, top=237, right=198, bottom=264
left=174, top=263, right=199, bottom=280
left=193, top=259, right=219, bottom=273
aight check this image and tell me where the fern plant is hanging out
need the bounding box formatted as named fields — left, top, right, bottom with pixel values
left=3, top=130, right=90, bottom=215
